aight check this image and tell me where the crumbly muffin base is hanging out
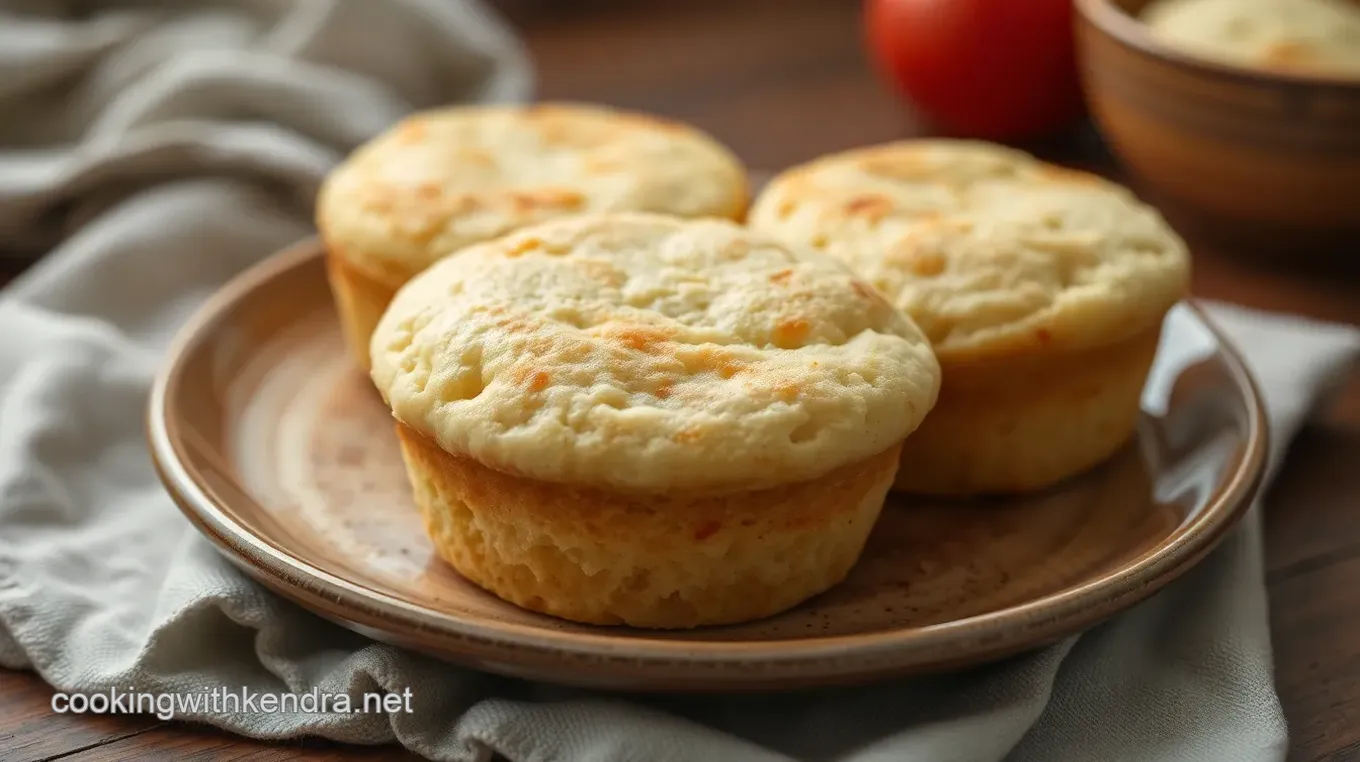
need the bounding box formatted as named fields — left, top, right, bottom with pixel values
left=395, top=424, right=901, bottom=629
left=894, top=325, right=1163, bottom=496
left=325, top=250, right=398, bottom=372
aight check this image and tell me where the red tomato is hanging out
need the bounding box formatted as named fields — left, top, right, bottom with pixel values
left=865, top=0, right=1085, bottom=140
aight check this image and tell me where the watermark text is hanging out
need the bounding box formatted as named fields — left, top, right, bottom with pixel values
left=51, top=686, right=413, bottom=721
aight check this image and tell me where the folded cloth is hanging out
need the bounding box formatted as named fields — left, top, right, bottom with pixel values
left=2, top=2, right=1359, bottom=761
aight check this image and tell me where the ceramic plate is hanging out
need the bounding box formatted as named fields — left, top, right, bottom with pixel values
left=148, top=239, right=1267, bottom=692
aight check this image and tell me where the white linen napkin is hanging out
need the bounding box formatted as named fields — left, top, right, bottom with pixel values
left=2, top=2, right=1359, bottom=761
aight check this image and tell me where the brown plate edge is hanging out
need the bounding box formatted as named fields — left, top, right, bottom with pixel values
left=145, top=238, right=1270, bottom=692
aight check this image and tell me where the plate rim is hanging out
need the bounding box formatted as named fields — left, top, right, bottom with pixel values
left=147, top=238, right=1270, bottom=682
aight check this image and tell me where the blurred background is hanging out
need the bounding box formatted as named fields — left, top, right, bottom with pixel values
left=1, top=0, right=1355, bottom=403
left=488, top=0, right=1359, bottom=332
left=0, top=2, right=1358, bottom=760
left=491, top=0, right=1096, bottom=169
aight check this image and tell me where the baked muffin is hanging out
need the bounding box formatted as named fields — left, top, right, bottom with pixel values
left=1142, top=0, right=1360, bottom=77
left=369, top=213, right=941, bottom=628
left=749, top=140, right=1190, bottom=496
left=317, top=103, right=749, bottom=369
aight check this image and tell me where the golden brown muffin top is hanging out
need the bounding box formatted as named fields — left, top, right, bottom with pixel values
left=317, top=103, right=749, bottom=286
left=370, top=213, right=940, bottom=493
left=749, top=140, right=1191, bottom=363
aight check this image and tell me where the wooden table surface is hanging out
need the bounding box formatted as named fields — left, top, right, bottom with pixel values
left=2, top=1, right=1358, bottom=760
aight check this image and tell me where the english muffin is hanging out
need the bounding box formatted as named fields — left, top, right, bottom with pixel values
left=1142, top=0, right=1360, bottom=77
left=317, top=103, right=749, bottom=369
left=370, top=213, right=941, bottom=628
left=749, top=140, right=1190, bottom=496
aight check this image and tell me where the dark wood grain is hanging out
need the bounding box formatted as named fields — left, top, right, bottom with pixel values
left=0, top=672, right=163, bottom=761
left=1, top=0, right=1357, bottom=759
left=1265, top=425, right=1360, bottom=762
left=57, top=726, right=422, bottom=761
left=0, top=671, right=419, bottom=761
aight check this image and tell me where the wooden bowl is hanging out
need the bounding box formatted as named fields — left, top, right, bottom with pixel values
left=1075, top=0, right=1360, bottom=258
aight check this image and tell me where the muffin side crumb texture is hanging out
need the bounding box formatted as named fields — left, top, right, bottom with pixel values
left=749, top=140, right=1191, bottom=495
left=399, top=424, right=901, bottom=629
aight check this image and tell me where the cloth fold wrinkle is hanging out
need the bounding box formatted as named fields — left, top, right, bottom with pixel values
left=0, top=2, right=1356, bottom=761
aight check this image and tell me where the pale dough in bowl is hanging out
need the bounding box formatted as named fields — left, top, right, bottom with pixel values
left=1142, top=0, right=1360, bottom=77
left=749, top=140, right=1191, bottom=496
left=370, top=213, right=942, bottom=628
left=317, top=102, right=749, bottom=369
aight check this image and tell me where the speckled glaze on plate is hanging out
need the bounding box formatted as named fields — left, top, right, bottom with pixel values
left=147, top=238, right=1267, bottom=693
